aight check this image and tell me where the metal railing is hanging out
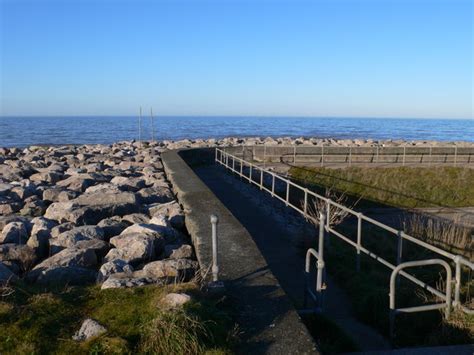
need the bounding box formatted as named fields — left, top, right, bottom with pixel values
left=223, top=145, right=474, bottom=167
left=389, top=259, right=452, bottom=339
left=215, top=148, right=474, bottom=317
left=304, top=212, right=327, bottom=312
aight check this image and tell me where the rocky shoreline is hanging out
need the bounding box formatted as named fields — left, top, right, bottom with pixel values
left=1, top=136, right=472, bottom=289
left=0, top=140, right=197, bottom=289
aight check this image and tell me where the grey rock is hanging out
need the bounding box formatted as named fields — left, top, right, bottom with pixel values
left=162, top=293, right=191, bottom=308
left=110, top=176, right=146, bottom=191
left=142, top=258, right=198, bottom=281
left=97, top=259, right=134, bottom=282
left=121, top=213, right=150, bottom=225
left=0, top=261, right=18, bottom=283
left=97, top=217, right=127, bottom=239
left=0, top=243, right=37, bottom=272
left=164, top=244, right=194, bottom=259
left=50, top=226, right=104, bottom=253
left=73, top=319, right=107, bottom=341
left=0, top=222, right=28, bottom=244
left=28, top=218, right=56, bottom=257
left=137, top=186, right=174, bottom=204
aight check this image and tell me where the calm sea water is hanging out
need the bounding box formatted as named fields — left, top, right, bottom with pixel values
left=0, top=116, right=473, bottom=148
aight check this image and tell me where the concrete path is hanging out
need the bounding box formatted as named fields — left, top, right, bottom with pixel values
left=162, top=150, right=318, bottom=354
left=193, top=162, right=391, bottom=352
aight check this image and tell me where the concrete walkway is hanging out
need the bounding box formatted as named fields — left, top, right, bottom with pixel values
left=162, top=150, right=318, bottom=354
left=192, top=161, right=391, bottom=352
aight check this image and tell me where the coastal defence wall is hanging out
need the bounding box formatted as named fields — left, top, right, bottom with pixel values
left=223, top=145, right=474, bottom=166
left=161, top=148, right=318, bottom=354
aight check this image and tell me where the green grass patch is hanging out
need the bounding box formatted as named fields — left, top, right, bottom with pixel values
left=290, top=166, right=474, bottom=208
left=0, top=282, right=237, bottom=354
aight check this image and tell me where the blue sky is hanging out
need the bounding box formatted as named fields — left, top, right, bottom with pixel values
left=0, top=0, right=472, bottom=118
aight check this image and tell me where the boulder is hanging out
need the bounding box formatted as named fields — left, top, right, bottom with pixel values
left=44, top=192, right=139, bottom=225
left=50, top=226, right=104, bottom=253
left=100, top=275, right=148, bottom=289
left=121, top=213, right=150, bottom=225
left=31, top=247, right=97, bottom=271
left=97, top=217, right=127, bottom=239
left=148, top=201, right=185, bottom=230
left=164, top=244, right=194, bottom=259
left=162, top=293, right=191, bottom=308
left=29, top=171, right=63, bottom=184
left=137, top=186, right=174, bottom=204
left=107, top=233, right=159, bottom=264
left=0, top=199, right=22, bottom=216
left=97, top=259, right=134, bottom=282
left=72, top=319, right=107, bottom=341
left=51, top=222, right=76, bottom=238
left=28, top=217, right=56, bottom=257
left=142, top=259, right=198, bottom=281
left=110, top=176, right=146, bottom=191
left=56, top=174, right=97, bottom=192
left=0, top=183, right=13, bottom=197
left=34, top=266, right=98, bottom=285
left=19, top=195, right=46, bottom=217
left=0, top=243, right=37, bottom=272
left=0, top=222, right=28, bottom=244
left=0, top=261, right=18, bottom=283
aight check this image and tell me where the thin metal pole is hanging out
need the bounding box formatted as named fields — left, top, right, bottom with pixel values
left=293, top=146, right=296, bottom=164
left=397, top=231, right=403, bottom=265
left=357, top=213, right=362, bottom=272
left=285, top=181, right=289, bottom=206
left=349, top=147, right=352, bottom=167
left=263, top=144, right=267, bottom=168
left=260, top=168, right=263, bottom=190
left=150, top=107, right=155, bottom=142
left=303, top=189, right=308, bottom=217
left=210, top=215, right=219, bottom=282
left=138, top=107, right=142, bottom=143
left=454, top=146, right=457, bottom=166
left=403, top=146, right=406, bottom=166
left=454, top=256, right=461, bottom=307
left=271, top=174, right=275, bottom=197
left=321, top=145, right=324, bottom=167
left=317, top=211, right=326, bottom=309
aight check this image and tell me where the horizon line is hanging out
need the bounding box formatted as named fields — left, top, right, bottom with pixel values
left=0, top=115, right=472, bottom=120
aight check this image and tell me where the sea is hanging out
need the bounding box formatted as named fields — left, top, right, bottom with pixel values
left=0, top=116, right=473, bottom=148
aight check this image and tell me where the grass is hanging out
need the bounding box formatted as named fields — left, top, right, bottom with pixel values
left=290, top=166, right=474, bottom=209
left=0, top=282, right=237, bottom=354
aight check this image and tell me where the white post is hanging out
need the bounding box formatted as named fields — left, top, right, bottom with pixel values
left=210, top=215, right=219, bottom=282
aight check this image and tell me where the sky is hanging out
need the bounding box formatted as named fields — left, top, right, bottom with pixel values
left=0, top=0, right=472, bottom=118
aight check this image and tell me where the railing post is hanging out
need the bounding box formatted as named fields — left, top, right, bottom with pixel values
left=318, top=211, right=326, bottom=309
left=403, top=146, right=406, bottom=166
left=349, top=147, right=352, bottom=167
left=293, top=146, right=296, bottom=164
left=397, top=231, right=403, bottom=265
left=303, top=189, right=308, bottom=217
left=454, top=256, right=461, bottom=307
left=285, top=181, right=290, bottom=206
left=249, top=164, right=253, bottom=182
left=271, top=173, right=275, bottom=197
left=454, top=146, right=457, bottom=166
left=260, top=168, right=263, bottom=190
left=232, top=156, right=235, bottom=172
left=210, top=214, right=219, bottom=282
left=215, top=148, right=218, bottom=162
left=263, top=144, right=267, bottom=168
left=321, top=145, right=324, bottom=167
left=356, top=213, right=362, bottom=272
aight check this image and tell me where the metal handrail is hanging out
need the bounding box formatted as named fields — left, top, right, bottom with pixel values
left=389, top=259, right=452, bottom=339
left=224, top=144, right=474, bottom=166
left=215, top=148, right=474, bottom=315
